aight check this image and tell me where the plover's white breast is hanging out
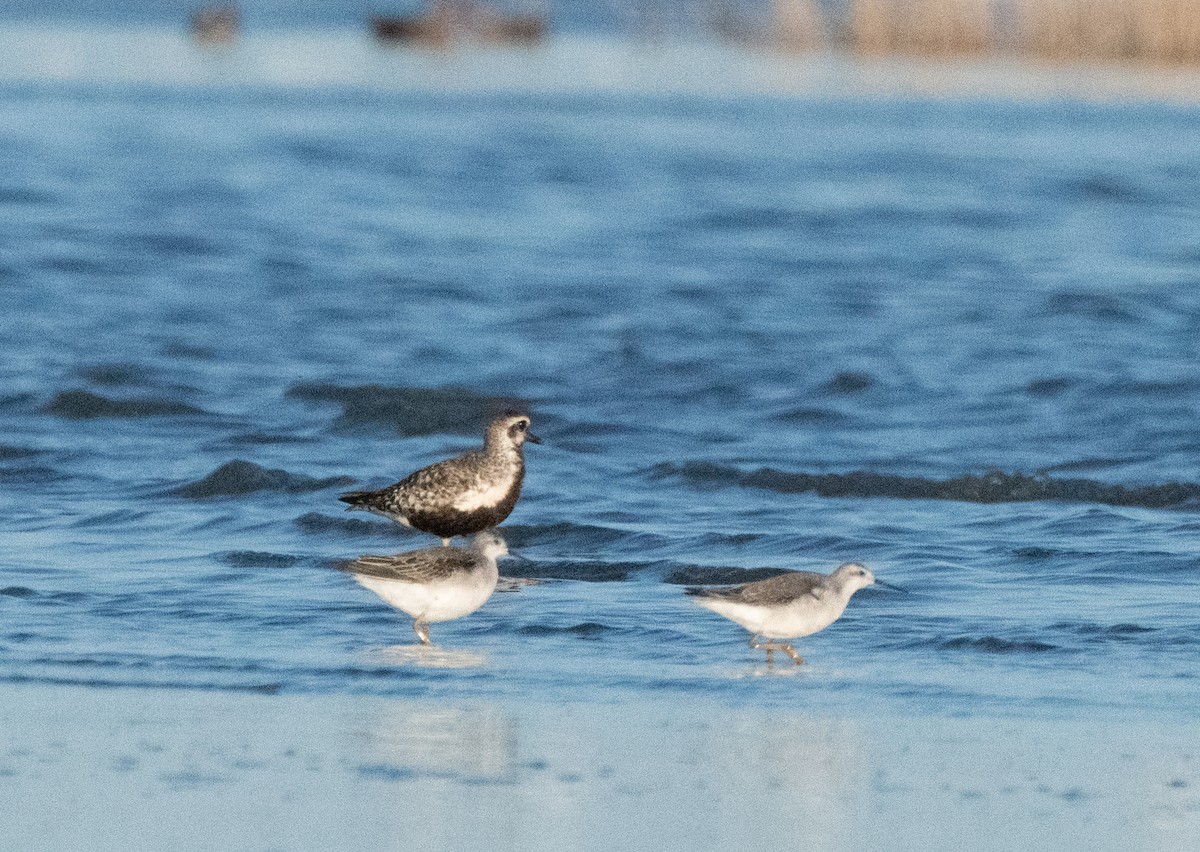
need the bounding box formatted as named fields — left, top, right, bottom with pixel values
left=451, top=470, right=518, bottom=513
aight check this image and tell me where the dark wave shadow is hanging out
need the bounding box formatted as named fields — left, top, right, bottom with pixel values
left=285, top=382, right=529, bottom=436
left=653, top=462, right=1200, bottom=510
left=42, top=389, right=208, bottom=419
left=171, top=460, right=354, bottom=498
left=295, top=511, right=416, bottom=538
left=937, top=636, right=1060, bottom=653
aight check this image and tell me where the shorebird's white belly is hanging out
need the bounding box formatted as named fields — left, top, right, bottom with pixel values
left=354, top=569, right=498, bottom=622
left=698, top=596, right=849, bottom=639
left=452, top=474, right=515, bottom=512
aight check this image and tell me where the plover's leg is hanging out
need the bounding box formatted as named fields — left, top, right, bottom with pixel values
left=441, top=538, right=451, bottom=548
left=413, top=617, right=431, bottom=645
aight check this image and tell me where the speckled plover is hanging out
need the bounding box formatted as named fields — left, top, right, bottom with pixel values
left=342, top=530, right=509, bottom=645
left=687, top=562, right=894, bottom=666
left=339, top=412, right=540, bottom=546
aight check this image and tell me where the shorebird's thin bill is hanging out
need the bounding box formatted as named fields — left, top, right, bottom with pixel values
left=875, top=579, right=907, bottom=593
left=504, top=549, right=532, bottom=562
left=526, top=432, right=543, bottom=444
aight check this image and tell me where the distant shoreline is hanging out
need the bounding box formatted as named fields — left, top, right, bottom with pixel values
left=1, top=22, right=1199, bottom=102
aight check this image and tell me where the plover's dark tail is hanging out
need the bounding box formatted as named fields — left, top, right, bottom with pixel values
left=338, top=489, right=375, bottom=509
left=683, top=586, right=710, bottom=598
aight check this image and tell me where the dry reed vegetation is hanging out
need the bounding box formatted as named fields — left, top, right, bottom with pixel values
left=849, top=0, right=993, bottom=57
left=762, top=0, right=1200, bottom=64
left=770, top=0, right=828, bottom=50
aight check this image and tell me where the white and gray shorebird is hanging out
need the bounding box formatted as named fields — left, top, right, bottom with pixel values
left=686, top=562, right=891, bottom=666
left=341, top=530, right=509, bottom=645
left=339, top=412, right=540, bottom=546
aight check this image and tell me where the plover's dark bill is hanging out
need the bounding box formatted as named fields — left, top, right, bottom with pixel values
left=341, top=530, right=508, bottom=645
left=338, top=412, right=540, bottom=546
left=686, top=562, right=890, bottom=666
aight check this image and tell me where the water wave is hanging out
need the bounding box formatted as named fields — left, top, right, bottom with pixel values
left=224, top=432, right=318, bottom=446
left=516, top=622, right=610, bottom=638
left=0, top=445, right=43, bottom=460
left=286, top=382, right=528, bottom=436
left=75, top=363, right=156, bottom=387
left=501, top=521, right=637, bottom=549
left=938, top=636, right=1060, bottom=653
left=222, top=551, right=304, bottom=568
left=0, top=673, right=284, bottom=694
left=771, top=406, right=853, bottom=425
left=820, top=371, right=874, bottom=395
left=664, top=566, right=798, bottom=586
left=652, top=462, right=1200, bottom=509
left=0, top=392, right=37, bottom=411
left=1025, top=377, right=1074, bottom=397
left=0, top=464, right=62, bottom=483
left=1037, top=456, right=1152, bottom=474
left=42, top=389, right=207, bottom=419
left=1041, top=290, right=1143, bottom=323
left=294, top=511, right=414, bottom=537
left=355, top=764, right=423, bottom=782
left=172, top=460, right=353, bottom=498
left=506, top=559, right=649, bottom=582
left=1052, top=621, right=1157, bottom=639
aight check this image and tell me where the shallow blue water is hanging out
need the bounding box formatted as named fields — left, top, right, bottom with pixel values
left=2, top=78, right=1199, bottom=725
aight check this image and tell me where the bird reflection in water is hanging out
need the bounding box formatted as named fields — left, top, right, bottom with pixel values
left=370, top=0, right=547, bottom=49
left=362, top=703, right=517, bottom=782
left=371, top=643, right=488, bottom=668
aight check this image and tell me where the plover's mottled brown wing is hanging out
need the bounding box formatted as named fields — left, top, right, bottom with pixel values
left=342, top=547, right=477, bottom=583
left=339, top=451, right=491, bottom=517
left=388, top=452, right=486, bottom=505
left=698, top=570, right=827, bottom=605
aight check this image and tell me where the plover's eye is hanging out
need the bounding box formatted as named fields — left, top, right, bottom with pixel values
left=516, top=420, right=528, bottom=431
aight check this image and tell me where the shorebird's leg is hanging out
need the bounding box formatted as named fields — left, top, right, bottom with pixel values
left=413, top=617, right=431, bottom=645
left=441, top=538, right=451, bottom=547
left=748, top=634, right=775, bottom=666
left=751, top=635, right=804, bottom=666
left=781, top=644, right=805, bottom=666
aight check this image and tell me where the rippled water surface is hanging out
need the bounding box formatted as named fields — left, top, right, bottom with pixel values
left=3, top=72, right=1200, bottom=740
left=6, top=42, right=1200, bottom=847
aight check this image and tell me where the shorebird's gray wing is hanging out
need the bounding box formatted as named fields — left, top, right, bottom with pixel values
left=342, top=547, right=475, bottom=582
left=711, top=571, right=827, bottom=605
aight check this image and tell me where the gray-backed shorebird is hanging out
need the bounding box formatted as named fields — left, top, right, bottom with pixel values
left=687, top=562, right=894, bottom=666
left=341, top=530, right=508, bottom=644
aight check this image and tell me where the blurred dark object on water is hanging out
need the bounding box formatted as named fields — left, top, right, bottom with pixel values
left=191, top=4, right=239, bottom=44
left=371, top=0, right=546, bottom=47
